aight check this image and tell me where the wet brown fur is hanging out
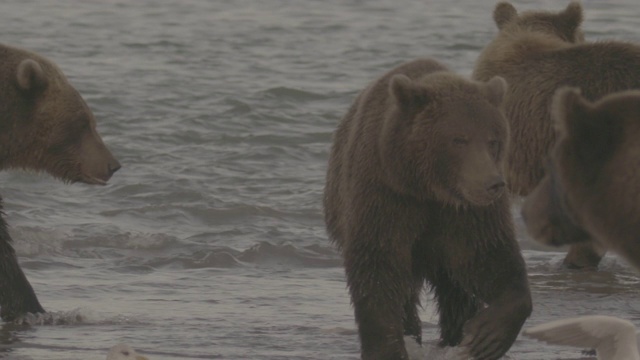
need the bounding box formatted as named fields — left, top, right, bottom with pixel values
left=0, top=196, right=45, bottom=321
left=324, top=58, right=531, bottom=360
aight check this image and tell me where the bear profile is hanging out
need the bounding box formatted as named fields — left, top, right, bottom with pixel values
left=473, top=1, right=640, bottom=268
left=324, top=58, right=531, bottom=360
left=524, top=88, right=640, bottom=270
left=0, top=43, right=121, bottom=321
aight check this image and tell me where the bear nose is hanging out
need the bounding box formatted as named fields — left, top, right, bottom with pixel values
left=486, top=178, right=506, bottom=196
left=108, top=160, right=122, bottom=177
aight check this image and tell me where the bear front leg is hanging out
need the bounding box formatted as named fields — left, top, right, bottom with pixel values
left=458, top=246, right=531, bottom=360
left=0, top=229, right=45, bottom=321
left=453, top=201, right=532, bottom=360
left=431, top=272, right=480, bottom=347
left=402, top=276, right=425, bottom=345
left=345, top=245, right=415, bottom=360
left=460, top=287, right=530, bottom=360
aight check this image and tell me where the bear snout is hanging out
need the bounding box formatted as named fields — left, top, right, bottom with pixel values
left=91, top=156, right=121, bottom=184
left=460, top=175, right=506, bottom=206
left=107, top=159, right=122, bottom=178
left=76, top=131, right=121, bottom=185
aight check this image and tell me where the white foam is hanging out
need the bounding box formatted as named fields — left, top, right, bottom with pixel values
left=12, top=308, right=92, bottom=326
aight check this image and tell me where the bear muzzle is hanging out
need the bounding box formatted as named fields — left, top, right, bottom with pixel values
left=459, top=176, right=506, bottom=206
left=82, top=156, right=120, bottom=186
left=77, top=133, right=121, bottom=186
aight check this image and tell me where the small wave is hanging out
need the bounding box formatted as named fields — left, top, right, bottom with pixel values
left=145, top=241, right=341, bottom=270
left=10, top=308, right=151, bottom=328
left=221, top=97, right=252, bottom=115
left=236, top=241, right=342, bottom=268
left=73, top=232, right=181, bottom=251
left=11, top=308, right=90, bottom=326
left=527, top=255, right=640, bottom=296
left=260, top=86, right=327, bottom=102
left=12, top=223, right=342, bottom=270
left=146, top=248, right=242, bottom=269
left=9, top=226, right=69, bottom=257
left=321, top=327, right=356, bottom=335
left=11, top=226, right=186, bottom=260
left=121, top=40, right=187, bottom=49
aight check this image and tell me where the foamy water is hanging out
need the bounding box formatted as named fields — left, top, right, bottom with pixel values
left=1, top=0, right=640, bottom=359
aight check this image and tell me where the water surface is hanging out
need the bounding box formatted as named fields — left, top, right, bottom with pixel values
left=1, top=1, right=639, bottom=359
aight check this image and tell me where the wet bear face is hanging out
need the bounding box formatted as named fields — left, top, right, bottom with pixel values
left=493, top=1, right=584, bottom=43
left=387, top=74, right=509, bottom=207
left=0, top=55, right=120, bottom=185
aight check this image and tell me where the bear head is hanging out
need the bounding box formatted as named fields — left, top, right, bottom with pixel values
left=380, top=73, right=509, bottom=207
left=492, top=1, right=584, bottom=43
left=523, top=87, right=640, bottom=250
left=0, top=45, right=120, bottom=185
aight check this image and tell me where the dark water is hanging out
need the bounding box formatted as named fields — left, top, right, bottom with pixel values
left=1, top=0, right=639, bottom=359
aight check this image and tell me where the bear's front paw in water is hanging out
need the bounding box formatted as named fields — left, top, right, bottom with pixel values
left=459, top=308, right=523, bottom=360
left=0, top=260, right=46, bottom=321
left=0, top=292, right=45, bottom=322
left=1, top=306, right=46, bottom=323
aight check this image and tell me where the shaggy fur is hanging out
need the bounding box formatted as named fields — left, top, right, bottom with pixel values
left=324, top=58, right=531, bottom=360
left=526, top=88, right=640, bottom=270
left=0, top=197, right=44, bottom=321
left=0, top=43, right=120, bottom=321
left=473, top=1, right=640, bottom=268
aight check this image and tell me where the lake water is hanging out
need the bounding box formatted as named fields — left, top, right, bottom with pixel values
left=1, top=0, right=640, bottom=359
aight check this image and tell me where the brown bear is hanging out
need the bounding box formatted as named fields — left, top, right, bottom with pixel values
left=0, top=43, right=121, bottom=321
left=524, top=88, right=640, bottom=271
left=324, top=58, right=532, bottom=360
left=473, top=1, right=640, bottom=268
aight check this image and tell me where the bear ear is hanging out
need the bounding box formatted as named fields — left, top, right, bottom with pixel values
left=552, top=87, right=620, bottom=175
left=389, top=74, right=432, bottom=109
left=551, top=87, right=590, bottom=137
left=483, top=76, right=507, bottom=107
left=16, top=59, right=48, bottom=93
left=493, top=2, right=518, bottom=29
left=556, top=2, right=584, bottom=42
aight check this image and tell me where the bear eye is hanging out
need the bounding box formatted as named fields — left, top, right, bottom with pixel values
left=452, top=137, right=469, bottom=146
